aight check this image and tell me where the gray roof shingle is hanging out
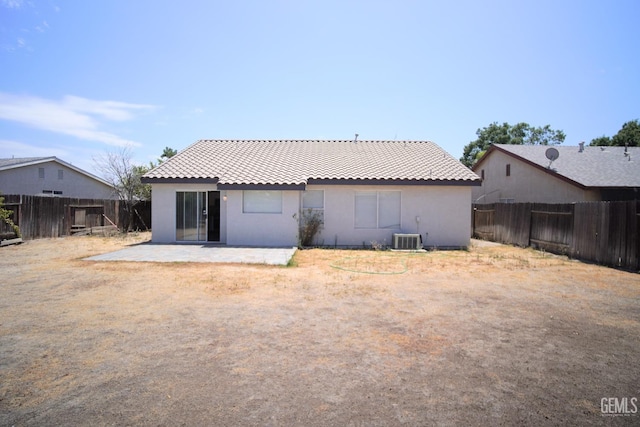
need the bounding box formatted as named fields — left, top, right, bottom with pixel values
left=0, top=157, right=52, bottom=169
left=143, top=140, right=480, bottom=186
left=479, top=144, right=640, bottom=188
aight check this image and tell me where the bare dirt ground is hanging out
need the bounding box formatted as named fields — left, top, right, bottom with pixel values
left=1, top=233, right=639, bottom=426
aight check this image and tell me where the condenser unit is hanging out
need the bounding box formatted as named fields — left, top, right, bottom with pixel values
left=393, top=233, right=422, bottom=250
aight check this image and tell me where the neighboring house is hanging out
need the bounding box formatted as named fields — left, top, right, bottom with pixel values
left=472, top=143, right=640, bottom=203
left=0, top=157, right=116, bottom=199
left=142, top=139, right=480, bottom=248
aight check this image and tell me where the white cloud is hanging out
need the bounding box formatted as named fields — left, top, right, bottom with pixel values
left=0, top=93, right=158, bottom=147
left=1, top=0, right=24, bottom=9
left=35, top=21, right=49, bottom=33
left=0, top=139, right=69, bottom=158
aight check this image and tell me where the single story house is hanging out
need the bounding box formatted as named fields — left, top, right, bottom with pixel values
left=0, top=157, right=116, bottom=199
left=142, top=140, right=481, bottom=248
left=472, top=143, right=640, bottom=203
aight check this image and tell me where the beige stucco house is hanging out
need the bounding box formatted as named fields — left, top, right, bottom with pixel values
left=472, top=144, right=640, bottom=203
left=0, top=157, right=116, bottom=199
left=142, top=140, right=481, bottom=248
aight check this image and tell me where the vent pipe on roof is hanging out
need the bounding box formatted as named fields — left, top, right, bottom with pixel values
left=354, top=133, right=358, bottom=143
left=579, top=141, right=584, bottom=152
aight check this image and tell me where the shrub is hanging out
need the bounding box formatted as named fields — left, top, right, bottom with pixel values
left=0, top=195, right=20, bottom=238
left=299, top=208, right=323, bottom=247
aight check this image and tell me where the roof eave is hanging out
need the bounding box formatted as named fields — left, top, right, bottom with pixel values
left=141, top=177, right=219, bottom=184
left=307, top=178, right=481, bottom=186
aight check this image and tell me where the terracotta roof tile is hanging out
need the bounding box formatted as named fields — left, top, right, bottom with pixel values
left=144, top=140, right=479, bottom=185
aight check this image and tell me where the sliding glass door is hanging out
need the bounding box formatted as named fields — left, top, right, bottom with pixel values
left=176, top=191, right=207, bottom=241
left=176, top=191, right=221, bottom=242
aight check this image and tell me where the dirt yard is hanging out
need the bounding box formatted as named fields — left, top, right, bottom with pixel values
left=1, top=233, right=638, bottom=426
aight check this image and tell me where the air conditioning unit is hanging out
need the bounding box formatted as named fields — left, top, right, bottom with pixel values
left=393, top=233, right=422, bottom=250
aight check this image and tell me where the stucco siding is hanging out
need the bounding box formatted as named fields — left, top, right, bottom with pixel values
left=0, top=162, right=115, bottom=199
left=473, top=151, right=599, bottom=203
left=150, top=183, right=228, bottom=244
left=308, top=185, right=472, bottom=248
left=225, top=190, right=299, bottom=247
left=150, top=184, right=473, bottom=248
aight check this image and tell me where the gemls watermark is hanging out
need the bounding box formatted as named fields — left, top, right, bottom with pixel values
left=601, top=397, right=638, bottom=417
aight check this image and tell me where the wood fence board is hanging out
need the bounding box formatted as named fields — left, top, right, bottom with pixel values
left=0, top=194, right=145, bottom=240
left=473, top=201, right=639, bottom=270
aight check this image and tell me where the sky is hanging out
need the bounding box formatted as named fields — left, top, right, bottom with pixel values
left=1, top=0, right=639, bottom=178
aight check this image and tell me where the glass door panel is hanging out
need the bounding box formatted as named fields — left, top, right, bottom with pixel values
left=176, top=191, right=207, bottom=241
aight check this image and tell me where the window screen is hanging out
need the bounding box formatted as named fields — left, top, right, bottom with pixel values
left=302, top=190, right=324, bottom=209
left=243, top=190, right=282, bottom=213
left=355, top=191, right=400, bottom=229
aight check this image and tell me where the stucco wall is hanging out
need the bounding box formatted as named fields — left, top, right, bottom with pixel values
left=150, top=183, right=228, bottom=244
left=0, top=162, right=115, bottom=199
left=225, top=190, right=299, bottom=247
left=150, top=184, right=473, bottom=248
left=308, top=184, right=472, bottom=248
left=472, top=151, right=600, bottom=203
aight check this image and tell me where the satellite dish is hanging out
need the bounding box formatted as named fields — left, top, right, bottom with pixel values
left=545, top=147, right=559, bottom=161
left=545, top=147, right=559, bottom=169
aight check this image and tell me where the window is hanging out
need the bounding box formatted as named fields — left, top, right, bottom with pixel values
left=243, top=190, right=282, bottom=213
left=42, top=190, right=52, bottom=194
left=39, top=168, right=45, bottom=179
left=58, top=169, right=64, bottom=180
left=481, top=169, right=485, bottom=180
left=302, top=189, right=324, bottom=224
left=506, top=164, right=511, bottom=177
left=355, top=191, right=401, bottom=229
left=54, top=190, right=63, bottom=195
left=302, top=190, right=323, bottom=209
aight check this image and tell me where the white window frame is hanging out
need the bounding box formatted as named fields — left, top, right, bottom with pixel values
left=302, top=189, right=324, bottom=226
left=302, top=190, right=324, bottom=210
left=243, top=190, right=283, bottom=214
left=354, top=191, right=401, bottom=229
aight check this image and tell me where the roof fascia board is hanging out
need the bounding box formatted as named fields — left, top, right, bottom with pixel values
left=141, top=177, right=219, bottom=184
left=217, top=183, right=306, bottom=190
left=307, top=178, right=481, bottom=187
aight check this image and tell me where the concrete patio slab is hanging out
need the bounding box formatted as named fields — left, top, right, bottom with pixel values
left=84, top=243, right=297, bottom=265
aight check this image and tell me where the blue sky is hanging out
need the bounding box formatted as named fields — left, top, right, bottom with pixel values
left=1, top=0, right=639, bottom=177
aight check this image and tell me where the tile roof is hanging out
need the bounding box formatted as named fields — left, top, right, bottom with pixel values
left=477, top=144, right=640, bottom=188
left=143, top=140, right=480, bottom=186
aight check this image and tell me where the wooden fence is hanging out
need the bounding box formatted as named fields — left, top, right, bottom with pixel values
left=473, top=201, right=639, bottom=270
left=0, top=195, right=151, bottom=240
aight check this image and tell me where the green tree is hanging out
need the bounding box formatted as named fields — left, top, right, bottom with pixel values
left=0, top=194, right=21, bottom=238
left=590, top=119, right=640, bottom=147
left=589, top=135, right=611, bottom=146
left=160, top=146, right=178, bottom=162
left=460, top=122, right=565, bottom=168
